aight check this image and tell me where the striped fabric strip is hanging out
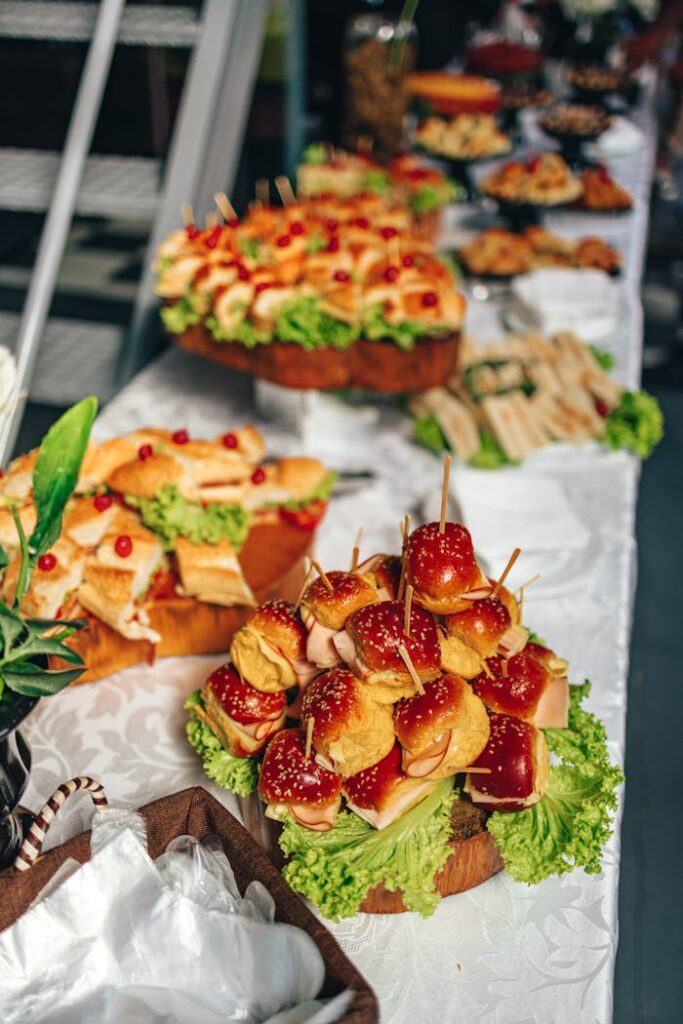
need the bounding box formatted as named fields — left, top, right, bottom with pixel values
left=14, top=777, right=108, bottom=872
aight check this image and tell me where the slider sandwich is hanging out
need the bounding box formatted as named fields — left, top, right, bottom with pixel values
left=440, top=596, right=528, bottom=679
left=466, top=712, right=549, bottom=812
left=300, top=570, right=378, bottom=668
left=333, top=600, right=441, bottom=703
left=342, top=743, right=439, bottom=830
left=355, top=554, right=403, bottom=600
left=230, top=599, right=317, bottom=693
left=258, top=728, right=342, bottom=832
left=300, top=667, right=395, bottom=777
left=200, top=662, right=287, bottom=758
left=471, top=649, right=569, bottom=728
left=404, top=522, right=490, bottom=615
left=394, top=673, right=490, bottom=779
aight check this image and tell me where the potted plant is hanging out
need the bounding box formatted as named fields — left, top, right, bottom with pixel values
left=0, top=397, right=97, bottom=868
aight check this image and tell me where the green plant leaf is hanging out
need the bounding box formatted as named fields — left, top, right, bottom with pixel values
left=0, top=545, right=8, bottom=572
left=0, top=601, right=25, bottom=657
left=3, top=631, right=84, bottom=666
left=29, top=397, right=98, bottom=557
left=2, top=661, right=84, bottom=696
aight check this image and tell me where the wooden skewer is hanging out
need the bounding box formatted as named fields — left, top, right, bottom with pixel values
left=453, top=766, right=492, bottom=775
left=398, top=644, right=425, bottom=695
left=180, top=202, right=194, bottom=227
left=275, top=175, right=297, bottom=206
left=400, top=512, right=411, bottom=544
left=516, top=573, right=541, bottom=597
left=205, top=211, right=218, bottom=230
left=403, top=584, right=414, bottom=638
left=294, top=557, right=313, bottom=612
left=305, top=716, right=315, bottom=759
left=350, top=527, right=363, bottom=571
left=439, top=455, right=452, bottom=534
left=312, top=560, right=333, bottom=592
left=397, top=549, right=408, bottom=601
left=478, top=658, right=493, bottom=679
left=491, top=547, right=521, bottom=599
left=255, top=178, right=270, bottom=205
left=214, top=192, right=237, bottom=222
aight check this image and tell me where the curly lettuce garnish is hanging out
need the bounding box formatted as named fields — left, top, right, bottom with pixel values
left=161, top=293, right=203, bottom=334
left=127, top=485, right=251, bottom=551
left=468, top=431, right=519, bottom=470
left=184, top=690, right=258, bottom=797
left=279, top=779, right=455, bottom=920
left=413, top=413, right=448, bottom=455
left=362, top=303, right=438, bottom=351
left=487, top=681, right=623, bottom=885
left=603, top=390, right=663, bottom=459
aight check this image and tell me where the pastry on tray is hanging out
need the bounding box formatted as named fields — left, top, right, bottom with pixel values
left=579, top=166, right=633, bottom=211
left=538, top=103, right=612, bottom=140
left=481, top=153, right=583, bottom=207
left=566, top=65, right=623, bottom=95
left=407, top=71, right=501, bottom=115
left=0, top=427, right=333, bottom=682
left=297, top=145, right=459, bottom=232
left=185, top=490, right=623, bottom=919
left=410, top=330, right=662, bottom=465
left=156, top=193, right=466, bottom=392
left=414, top=114, right=512, bottom=161
left=460, top=226, right=621, bottom=277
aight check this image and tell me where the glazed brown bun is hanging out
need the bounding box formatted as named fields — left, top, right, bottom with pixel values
left=444, top=598, right=511, bottom=659
left=201, top=663, right=287, bottom=757
left=471, top=650, right=568, bottom=729
left=334, top=599, right=441, bottom=704
left=230, top=599, right=314, bottom=693
left=405, top=522, right=489, bottom=615
left=466, top=712, right=549, bottom=812
left=258, top=728, right=342, bottom=831
left=301, top=570, right=377, bottom=631
left=394, top=674, right=490, bottom=779
left=301, top=667, right=395, bottom=777
left=342, top=743, right=438, bottom=830
left=301, top=570, right=378, bottom=668
left=355, top=554, right=403, bottom=600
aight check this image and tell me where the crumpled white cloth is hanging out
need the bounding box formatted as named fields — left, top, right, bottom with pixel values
left=0, top=808, right=348, bottom=1024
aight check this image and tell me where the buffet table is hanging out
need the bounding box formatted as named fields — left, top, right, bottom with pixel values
left=18, top=99, right=656, bottom=1023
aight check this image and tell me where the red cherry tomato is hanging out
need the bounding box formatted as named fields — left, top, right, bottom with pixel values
left=222, top=431, right=238, bottom=449
left=251, top=467, right=266, bottom=485
left=421, top=291, right=438, bottom=308
left=138, top=444, right=153, bottom=461
left=115, top=535, right=133, bottom=558
left=93, top=493, right=113, bottom=512
left=172, top=429, right=189, bottom=444
left=38, top=553, right=57, bottom=572
left=333, top=269, right=350, bottom=283
left=279, top=500, right=327, bottom=531
left=383, top=266, right=399, bottom=283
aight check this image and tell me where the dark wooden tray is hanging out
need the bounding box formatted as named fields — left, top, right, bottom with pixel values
left=0, top=786, right=378, bottom=1024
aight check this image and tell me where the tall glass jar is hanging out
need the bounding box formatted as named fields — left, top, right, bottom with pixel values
left=343, top=14, right=417, bottom=163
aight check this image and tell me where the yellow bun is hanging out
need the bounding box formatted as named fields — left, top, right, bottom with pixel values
left=107, top=453, right=197, bottom=500
left=275, top=457, right=328, bottom=501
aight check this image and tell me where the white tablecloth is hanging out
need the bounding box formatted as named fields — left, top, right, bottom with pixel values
left=18, top=92, right=656, bottom=1024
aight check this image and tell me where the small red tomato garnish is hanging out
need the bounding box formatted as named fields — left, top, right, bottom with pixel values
left=276, top=234, right=291, bottom=248
left=402, top=253, right=415, bottom=268
left=138, top=444, right=153, bottom=461
left=526, top=155, right=541, bottom=173
left=279, top=499, right=327, bottom=531
left=383, top=266, right=399, bottom=283
left=325, top=218, right=339, bottom=232
left=251, top=467, right=266, bottom=485
left=172, top=429, right=189, bottom=445
left=227, top=217, right=240, bottom=229
left=290, top=221, right=304, bottom=236
left=115, top=535, right=133, bottom=558
left=595, top=398, right=609, bottom=417
left=205, top=226, right=222, bottom=249
left=236, top=264, right=251, bottom=281
left=380, top=226, right=398, bottom=240
left=94, top=493, right=113, bottom=512
left=333, top=269, right=350, bottom=283
left=326, top=237, right=340, bottom=253
left=222, top=431, right=238, bottom=449
left=352, top=216, right=369, bottom=229
left=421, top=291, right=438, bottom=308
left=186, top=224, right=200, bottom=240
left=255, top=280, right=273, bottom=293
left=38, top=553, right=57, bottom=572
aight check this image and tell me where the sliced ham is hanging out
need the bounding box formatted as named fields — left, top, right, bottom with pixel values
left=292, top=655, right=319, bottom=688
left=290, top=801, right=338, bottom=832
left=498, top=624, right=529, bottom=658
left=345, top=780, right=436, bottom=830
left=531, top=674, right=569, bottom=729
left=460, top=569, right=493, bottom=602
left=305, top=618, right=342, bottom=668
left=232, top=712, right=286, bottom=741
left=332, top=630, right=368, bottom=678
left=403, top=732, right=451, bottom=778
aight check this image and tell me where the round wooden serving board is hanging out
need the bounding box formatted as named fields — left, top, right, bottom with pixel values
left=176, top=323, right=461, bottom=392
left=54, top=517, right=314, bottom=684
left=249, top=796, right=504, bottom=916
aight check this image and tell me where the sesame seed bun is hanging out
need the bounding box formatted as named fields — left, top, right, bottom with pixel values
left=301, top=570, right=378, bottom=631
left=230, top=600, right=308, bottom=692
left=444, top=597, right=511, bottom=660
left=466, top=712, right=549, bottom=812
left=258, top=728, right=342, bottom=808
left=405, top=522, right=484, bottom=615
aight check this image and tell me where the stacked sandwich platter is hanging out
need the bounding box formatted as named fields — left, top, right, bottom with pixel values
left=186, top=462, right=622, bottom=920
left=0, top=425, right=333, bottom=682
left=156, top=190, right=466, bottom=393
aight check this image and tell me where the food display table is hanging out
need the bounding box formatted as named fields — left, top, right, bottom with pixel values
left=18, top=95, right=656, bottom=1023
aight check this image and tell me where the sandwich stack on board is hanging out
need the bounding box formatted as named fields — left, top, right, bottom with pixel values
left=186, top=464, right=622, bottom=919
left=0, top=426, right=332, bottom=682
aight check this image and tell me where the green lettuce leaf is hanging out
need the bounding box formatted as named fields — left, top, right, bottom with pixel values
left=603, top=390, right=664, bottom=459
left=274, top=470, right=338, bottom=511
left=410, top=179, right=461, bottom=214
left=588, top=344, right=615, bottom=371
left=161, top=293, right=203, bottom=335
left=279, top=779, right=456, bottom=920
left=413, top=413, right=449, bottom=455
left=362, top=304, right=434, bottom=351
left=206, top=315, right=272, bottom=348
left=238, top=238, right=262, bottom=261
left=127, top=485, right=251, bottom=552
left=487, top=681, right=623, bottom=884
left=275, top=297, right=360, bottom=351
left=468, top=431, right=519, bottom=470
left=184, top=690, right=258, bottom=797
left=301, top=142, right=327, bottom=165
left=360, top=170, right=391, bottom=195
